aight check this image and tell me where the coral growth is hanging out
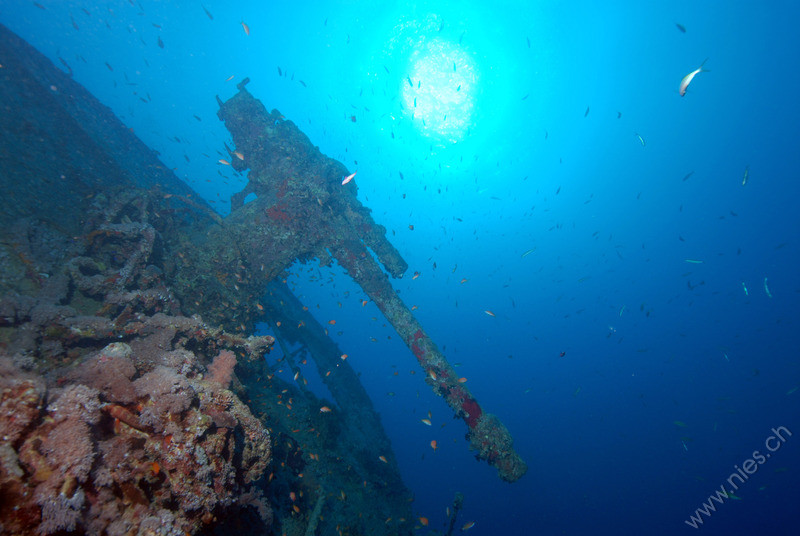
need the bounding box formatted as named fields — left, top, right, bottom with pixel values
left=207, top=349, right=237, bottom=389
left=0, top=198, right=275, bottom=535
left=0, top=345, right=272, bottom=535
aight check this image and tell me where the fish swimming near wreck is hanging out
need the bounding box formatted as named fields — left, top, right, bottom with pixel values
left=679, top=58, right=709, bottom=96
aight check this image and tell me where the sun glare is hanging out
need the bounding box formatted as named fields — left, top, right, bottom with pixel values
left=401, top=38, right=477, bottom=142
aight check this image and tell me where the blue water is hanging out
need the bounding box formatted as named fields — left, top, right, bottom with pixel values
left=4, top=1, right=799, bottom=534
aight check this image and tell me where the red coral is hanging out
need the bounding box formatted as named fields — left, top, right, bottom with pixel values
left=266, top=204, right=291, bottom=222
left=461, top=397, right=483, bottom=429
left=208, top=350, right=237, bottom=389
left=410, top=329, right=425, bottom=362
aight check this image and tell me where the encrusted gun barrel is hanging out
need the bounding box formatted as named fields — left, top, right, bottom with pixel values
left=216, top=83, right=526, bottom=482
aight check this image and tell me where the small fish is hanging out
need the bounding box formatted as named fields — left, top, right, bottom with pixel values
left=484, top=310, right=495, bottom=317
left=682, top=171, right=695, bottom=182
left=340, top=354, right=348, bottom=360
left=412, top=271, right=421, bottom=280
left=218, top=159, right=230, bottom=165
left=742, top=282, right=748, bottom=296
left=635, top=132, right=646, bottom=147
left=430, top=440, right=438, bottom=451
left=241, top=21, right=250, bottom=36
left=234, top=151, right=244, bottom=160
left=521, top=248, right=536, bottom=258
left=458, top=377, right=467, bottom=383
left=419, top=517, right=429, bottom=526
left=342, top=171, right=356, bottom=185
left=679, top=58, right=709, bottom=96
left=742, top=165, right=749, bottom=186
left=428, top=370, right=437, bottom=381
left=378, top=455, right=388, bottom=463
left=684, top=259, right=704, bottom=264
left=201, top=4, right=213, bottom=20
left=584, top=106, right=590, bottom=117
left=289, top=491, right=296, bottom=501
left=462, top=521, right=476, bottom=531
left=421, top=418, right=432, bottom=426
left=328, top=319, right=336, bottom=325
left=320, top=406, right=332, bottom=413
left=225, top=74, right=234, bottom=81
left=675, top=23, right=686, bottom=33
left=157, top=36, right=164, bottom=48
left=151, top=461, right=160, bottom=474
left=764, top=277, right=772, bottom=298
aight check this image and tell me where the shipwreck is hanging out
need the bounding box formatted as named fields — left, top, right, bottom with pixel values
left=0, top=22, right=524, bottom=536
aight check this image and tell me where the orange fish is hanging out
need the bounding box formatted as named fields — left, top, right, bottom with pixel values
left=430, top=440, right=438, bottom=451
left=421, top=418, right=432, bottom=426
left=460, top=278, right=468, bottom=284
left=342, top=171, right=356, bottom=185
left=234, top=151, right=244, bottom=160
left=292, top=505, right=300, bottom=513
left=289, top=491, right=296, bottom=501
left=340, top=354, right=348, bottom=360
left=218, top=159, right=230, bottom=165
left=151, top=461, right=160, bottom=475
left=378, top=455, right=388, bottom=463
left=328, top=319, right=336, bottom=325
left=461, top=521, right=475, bottom=531
left=458, top=377, right=468, bottom=383
left=428, top=370, right=437, bottom=381
left=320, top=406, right=332, bottom=413
left=241, top=21, right=250, bottom=35
left=412, top=271, right=421, bottom=280
left=408, top=224, right=414, bottom=230
left=419, top=517, right=429, bottom=526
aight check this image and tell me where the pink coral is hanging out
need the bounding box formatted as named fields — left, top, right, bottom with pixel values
left=207, top=349, right=237, bottom=389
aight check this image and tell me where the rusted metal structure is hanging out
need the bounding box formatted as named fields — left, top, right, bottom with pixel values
left=214, top=80, right=527, bottom=482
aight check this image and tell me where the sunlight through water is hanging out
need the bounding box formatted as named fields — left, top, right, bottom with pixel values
left=381, top=13, right=479, bottom=144
left=401, top=38, right=477, bottom=142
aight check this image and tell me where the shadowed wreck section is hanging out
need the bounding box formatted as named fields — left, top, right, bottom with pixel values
left=215, top=80, right=527, bottom=482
